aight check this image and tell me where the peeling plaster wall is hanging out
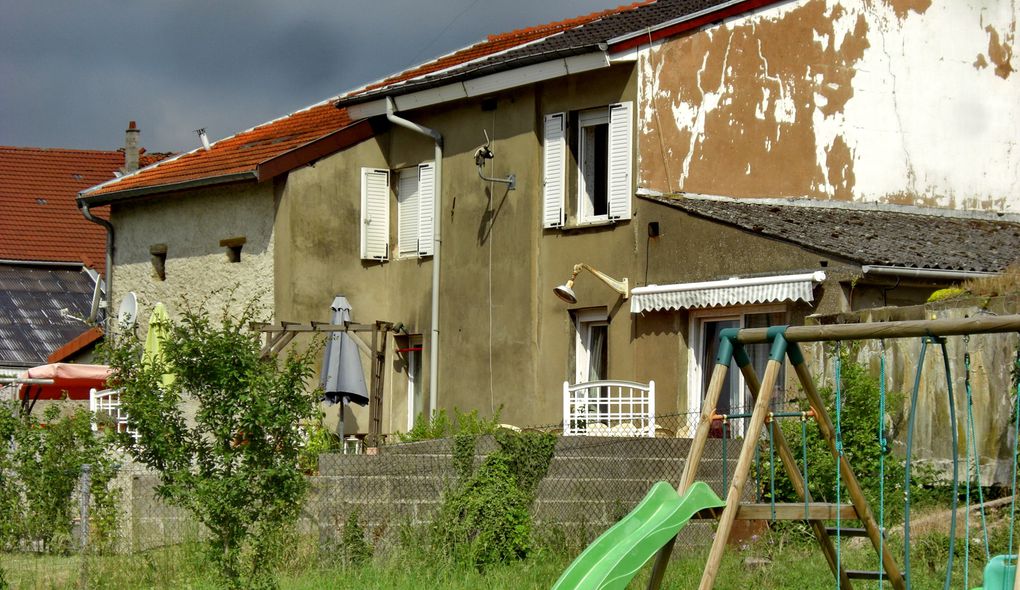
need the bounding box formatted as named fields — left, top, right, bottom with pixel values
left=637, top=0, right=1020, bottom=211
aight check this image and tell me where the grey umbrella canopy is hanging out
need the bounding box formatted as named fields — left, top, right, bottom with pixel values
left=320, top=296, right=369, bottom=407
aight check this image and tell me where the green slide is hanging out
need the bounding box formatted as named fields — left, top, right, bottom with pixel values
left=552, top=481, right=725, bottom=590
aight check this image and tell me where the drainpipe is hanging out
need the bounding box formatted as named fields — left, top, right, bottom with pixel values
left=386, top=97, right=443, bottom=417
left=79, top=201, right=114, bottom=326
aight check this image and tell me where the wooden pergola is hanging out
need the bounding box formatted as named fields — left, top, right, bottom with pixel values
left=255, top=320, right=393, bottom=446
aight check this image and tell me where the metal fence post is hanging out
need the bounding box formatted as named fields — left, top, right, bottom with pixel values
left=79, top=463, right=91, bottom=552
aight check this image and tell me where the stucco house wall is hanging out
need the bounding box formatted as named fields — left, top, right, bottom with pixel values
left=636, top=0, right=1020, bottom=211
left=110, top=182, right=276, bottom=332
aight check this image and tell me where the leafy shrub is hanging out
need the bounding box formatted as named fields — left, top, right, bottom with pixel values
left=103, top=297, right=320, bottom=589
left=298, top=417, right=342, bottom=475
left=431, top=429, right=556, bottom=570
left=766, top=349, right=936, bottom=526
left=399, top=407, right=502, bottom=443
left=337, top=509, right=373, bottom=567
left=0, top=403, right=120, bottom=554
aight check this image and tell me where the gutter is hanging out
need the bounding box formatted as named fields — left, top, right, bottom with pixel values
left=78, top=202, right=114, bottom=323
left=607, top=0, right=783, bottom=53
left=0, top=259, right=83, bottom=268
left=383, top=97, right=444, bottom=418
left=860, top=265, right=998, bottom=281
left=78, top=171, right=258, bottom=207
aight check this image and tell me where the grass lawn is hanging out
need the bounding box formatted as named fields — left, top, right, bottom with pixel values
left=4, top=526, right=1001, bottom=589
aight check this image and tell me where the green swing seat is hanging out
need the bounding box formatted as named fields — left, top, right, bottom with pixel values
left=973, top=555, right=1016, bottom=590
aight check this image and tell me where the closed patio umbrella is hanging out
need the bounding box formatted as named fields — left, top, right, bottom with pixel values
left=143, top=302, right=174, bottom=387
left=320, top=296, right=369, bottom=409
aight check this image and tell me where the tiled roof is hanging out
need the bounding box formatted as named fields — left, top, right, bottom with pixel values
left=0, top=146, right=152, bottom=271
left=646, top=195, right=1020, bottom=273
left=83, top=0, right=770, bottom=204
left=82, top=101, right=366, bottom=202
left=0, top=263, right=101, bottom=368
left=340, top=0, right=765, bottom=105
left=350, top=1, right=653, bottom=99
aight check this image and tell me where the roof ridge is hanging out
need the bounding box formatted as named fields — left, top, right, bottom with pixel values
left=0, top=146, right=122, bottom=156
left=486, top=0, right=653, bottom=43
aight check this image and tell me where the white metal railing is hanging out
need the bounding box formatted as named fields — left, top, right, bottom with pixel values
left=89, top=388, right=139, bottom=441
left=563, top=380, right=655, bottom=437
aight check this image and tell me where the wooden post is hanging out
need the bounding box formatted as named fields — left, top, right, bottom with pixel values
left=735, top=362, right=851, bottom=590
left=646, top=361, right=732, bottom=589
left=698, top=338, right=785, bottom=590
left=793, top=360, right=906, bottom=590
left=367, top=322, right=386, bottom=447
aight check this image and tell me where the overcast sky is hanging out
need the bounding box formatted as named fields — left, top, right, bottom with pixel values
left=0, top=0, right=620, bottom=152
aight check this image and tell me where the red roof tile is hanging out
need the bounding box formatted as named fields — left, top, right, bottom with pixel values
left=81, top=3, right=651, bottom=203
left=354, top=2, right=652, bottom=96
left=0, top=147, right=170, bottom=272
left=47, top=326, right=105, bottom=363
left=83, top=101, right=356, bottom=200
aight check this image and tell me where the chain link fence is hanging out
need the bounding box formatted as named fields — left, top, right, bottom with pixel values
left=4, top=410, right=794, bottom=584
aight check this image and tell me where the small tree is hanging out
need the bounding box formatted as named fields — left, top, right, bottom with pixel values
left=104, top=300, right=319, bottom=589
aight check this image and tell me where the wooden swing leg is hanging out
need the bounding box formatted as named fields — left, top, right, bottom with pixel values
left=793, top=360, right=906, bottom=590
left=735, top=362, right=852, bottom=590
left=646, top=362, right=732, bottom=590
left=698, top=356, right=783, bottom=590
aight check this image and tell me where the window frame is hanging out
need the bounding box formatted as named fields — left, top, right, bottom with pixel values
left=686, top=305, right=788, bottom=434
left=542, top=101, right=633, bottom=229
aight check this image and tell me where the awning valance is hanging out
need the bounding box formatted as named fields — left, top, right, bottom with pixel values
left=630, top=271, right=826, bottom=314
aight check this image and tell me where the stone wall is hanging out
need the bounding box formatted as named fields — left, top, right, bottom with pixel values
left=805, top=295, right=1020, bottom=485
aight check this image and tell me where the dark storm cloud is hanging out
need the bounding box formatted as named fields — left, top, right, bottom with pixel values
left=0, top=0, right=616, bottom=152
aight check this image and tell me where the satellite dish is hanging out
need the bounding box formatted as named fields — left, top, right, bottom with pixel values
left=117, top=292, right=138, bottom=330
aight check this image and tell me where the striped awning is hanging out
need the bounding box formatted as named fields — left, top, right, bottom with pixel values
left=630, top=271, right=826, bottom=314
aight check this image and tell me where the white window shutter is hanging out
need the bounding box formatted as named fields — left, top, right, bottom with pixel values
left=417, top=162, right=435, bottom=256
left=360, top=168, right=389, bottom=260
left=397, top=168, right=420, bottom=257
left=607, top=101, right=633, bottom=221
left=542, top=113, right=566, bottom=229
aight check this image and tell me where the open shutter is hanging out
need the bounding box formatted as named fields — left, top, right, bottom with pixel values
left=397, top=168, right=420, bottom=257
left=360, top=168, right=389, bottom=260
left=417, top=162, right=435, bottom=256
left=542, top=113, right=566, bottom=229
left=607, top=101, right=633, bottom=221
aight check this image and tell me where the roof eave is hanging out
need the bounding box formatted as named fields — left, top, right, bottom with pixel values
left=255, top=119, right=380, bottom=180
left=607, top=0, right=784, bottom=52
left=78, top=171, right=259, bottom=207
left=337, top=49, right=610, bottom=118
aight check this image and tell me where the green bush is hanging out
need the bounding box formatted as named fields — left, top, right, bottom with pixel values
left=0, top=403, right=120, bottom=554
left=431, top=429, right=556, bottom=570
left=766, top=349, right=935, bottom=526
left=102, top=297, right=320, bottom=589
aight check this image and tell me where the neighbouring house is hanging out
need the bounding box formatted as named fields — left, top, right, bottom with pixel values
left=0, top=123, right=172, bottom=410
left=78, top=0, right=1020, bottom=443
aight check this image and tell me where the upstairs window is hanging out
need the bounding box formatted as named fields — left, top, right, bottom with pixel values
left=396, top=163, right=435, bottom=258
left=360, top=163, right=435, bottom=262
left=543, top=101, right=633, bottom=228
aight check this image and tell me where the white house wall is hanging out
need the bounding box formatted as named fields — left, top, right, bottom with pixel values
left=110, top=182, right=276, bottom=332
left=636, top=0, right=1020, bottom=211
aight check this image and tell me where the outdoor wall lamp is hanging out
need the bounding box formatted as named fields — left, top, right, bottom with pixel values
left=553, top=263, right=630, bottom=304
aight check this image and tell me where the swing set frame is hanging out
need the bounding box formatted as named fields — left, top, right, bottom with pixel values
left=646, top=313, right=1020, bottom=590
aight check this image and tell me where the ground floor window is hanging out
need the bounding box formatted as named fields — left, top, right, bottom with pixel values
left=402, top=335, right=424, bottom=431
left=688, top=306, right=787, bottom=436
left=574, top=308, right=608, bottom=384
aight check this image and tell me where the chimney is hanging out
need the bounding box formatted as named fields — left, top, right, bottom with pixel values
left=196, top=128, right=211, bottom=151
left=123, top=120, right=140, bottom=173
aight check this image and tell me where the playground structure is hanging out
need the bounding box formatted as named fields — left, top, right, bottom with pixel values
left=555, top=314, right=1020, bottom=590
